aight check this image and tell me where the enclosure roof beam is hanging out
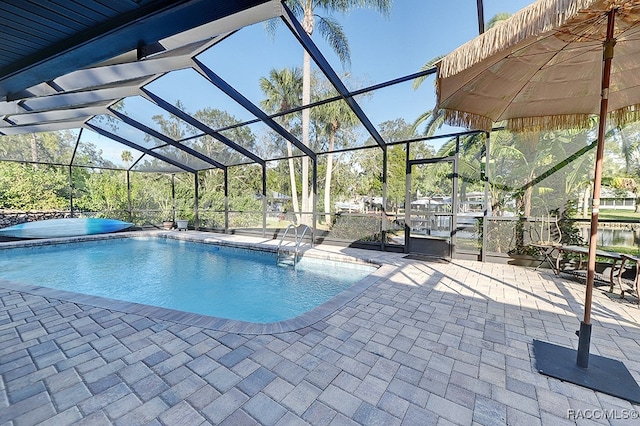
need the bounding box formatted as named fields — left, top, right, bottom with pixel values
left=1, top=104, right=110, bottom=128
left=351, top=68, right=438, bottom=97
left=0, top=80, right=148, bottom=116
left=0, top=0, right=275, bottom=101
left=85, top=122, right=197, bottom=174
left=192, top=58, right=317, bottom=160
left=108, top=108, right=227, bottom=171
left=141, top=87, right=266, bottom=166
left=0, top=120, right=88, bottom=135
left=9, top=52, right=195, bottom=102
left=280, top=3, right=386, bottom=151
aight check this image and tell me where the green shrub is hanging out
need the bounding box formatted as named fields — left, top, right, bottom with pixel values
left=328, top=213, right=384, bottom=242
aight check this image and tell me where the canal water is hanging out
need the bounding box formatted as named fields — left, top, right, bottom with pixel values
left=579, top=225, right=640, bottom=251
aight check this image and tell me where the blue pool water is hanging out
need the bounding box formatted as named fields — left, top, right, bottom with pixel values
left=0, top=237, right=376, bottom=323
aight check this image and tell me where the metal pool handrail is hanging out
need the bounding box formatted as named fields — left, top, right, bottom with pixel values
left=277, top=224, right=313, bottom=268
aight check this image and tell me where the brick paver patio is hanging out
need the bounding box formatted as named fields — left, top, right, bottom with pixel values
left=1, top=232, right=640, bottom=425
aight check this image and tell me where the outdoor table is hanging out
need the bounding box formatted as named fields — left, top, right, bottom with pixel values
left=616, top=254, right=640, bottom=305
left=556, top=245, right=622, bottom=288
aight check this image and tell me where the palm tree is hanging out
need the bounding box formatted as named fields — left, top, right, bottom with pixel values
left=121, top=150, right=134, bottom=186
left=267, top=0, right=392, bottom=223
left=30, top=133, right=39, bottom=165
left=411, top=55, right=445, bottom=137
left=409, top=12, right=516, bottom=218
left=412, top=13, right=512, bottom=137
left=260, top=67, right=303, bottom=223
left=617, top=123, right=640, bottom=175
left=610, top=123, right=640, bottom=212
left=121, top=150, right=133, bottom=168
left=486, top=12, right=512, bottom=29
left=313, top=92, right=359, bottom=224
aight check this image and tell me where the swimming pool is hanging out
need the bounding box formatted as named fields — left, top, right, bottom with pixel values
left=0, top=236, right=377, bottom=324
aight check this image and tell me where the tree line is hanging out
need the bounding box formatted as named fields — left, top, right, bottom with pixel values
left=2, top=1, right=640, bottom=231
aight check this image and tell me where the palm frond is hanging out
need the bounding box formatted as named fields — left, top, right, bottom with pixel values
left=286, top=0, right=304, bottom=17
left=411, top=110, right=433, bottom=134
left=263, top=17, right=280, bottom=41
left=412, top=57, right=442, bottom=90
left=435, top=138, right=458, bottom=157
left=486, top=12, right=512, bottom=29
left=316, top=16, right=351, bottom=68
left=319, top=0, right=391, bottom=17
left=491, top=145, right=528, bottom=162
left=424, top=109, right=446, bottom=137
left=411, top=107, right=447, bottom=138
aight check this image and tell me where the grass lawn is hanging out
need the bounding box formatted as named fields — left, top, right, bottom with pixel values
left=592, top=209, right=640, bottom=221
left=598, top=245, right=640, bottom=256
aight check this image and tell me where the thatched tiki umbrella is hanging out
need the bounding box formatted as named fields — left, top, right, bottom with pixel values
left=436, top=0, right=640, bottom=402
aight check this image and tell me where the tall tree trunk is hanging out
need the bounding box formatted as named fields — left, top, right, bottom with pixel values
left=301, top=50, right=311, bottom=225
left=523, top=187, right=533, bottom=217
left=519, top=133, right=538, bottom=217
left=31, top=134, right=38, bottom=169
left=583, top=187, right=590, bottom=218
left=523, top=169, right=535, bottom=217
left=301, top=7, right=314, bottom=226
left=282, top=123, right=301, bottom=223
left=324, top=132, right=335, bottom=224
left=287, top=141, right=301, bottom=223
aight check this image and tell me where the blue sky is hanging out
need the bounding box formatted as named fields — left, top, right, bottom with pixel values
left=333, top=0, right=536, bottom=137
left=343, top=1, right=534, bottom=83
left=187, top=0, right=536, bottom=140
left=156, top=0, right=535, bottom=122
left=94, top=1, right=537, bottom=165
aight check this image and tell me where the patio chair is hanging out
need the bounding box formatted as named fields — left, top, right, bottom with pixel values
left=529, top=215, right=562, bottom=274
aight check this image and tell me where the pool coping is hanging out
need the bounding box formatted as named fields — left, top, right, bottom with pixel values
left=0, top=230, right=398, bottom=334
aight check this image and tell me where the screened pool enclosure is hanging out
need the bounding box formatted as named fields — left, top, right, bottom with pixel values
left=1, top=1, right=637, bottom=261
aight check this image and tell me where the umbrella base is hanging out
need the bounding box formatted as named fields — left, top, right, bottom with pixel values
left=533, top=339, right=640, bottom=403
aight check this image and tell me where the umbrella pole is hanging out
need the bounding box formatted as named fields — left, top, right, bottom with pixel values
left=577, top=9, right=616, bottom=368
